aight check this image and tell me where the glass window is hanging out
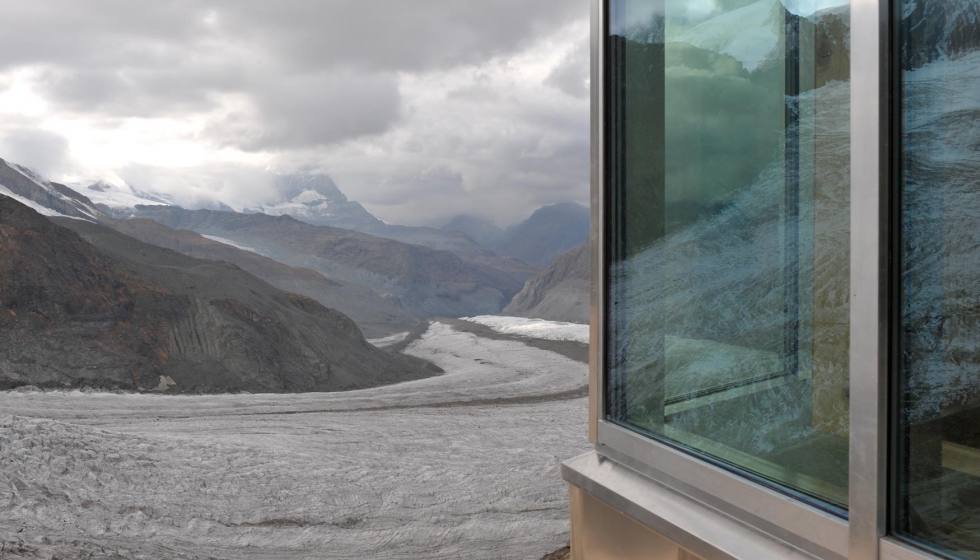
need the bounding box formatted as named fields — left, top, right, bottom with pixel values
left=605, top=0, right=851, bottom=510
left=894, top=1, right=980, bottom=556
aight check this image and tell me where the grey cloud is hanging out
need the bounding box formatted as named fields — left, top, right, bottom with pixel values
left=116, top=163, right=278, bottom=210
left=328, top=92, right=590, bottom=227
left=365, top=164, right=466, bottom=208
left=37, top=66, right=246, bottom=118
left=204, top=71, right=401, bottom=150
left=545, top=39, right=590, bottom=98
left=0, top=0, right=591, bottom=225
left=0, top=128, right=71, bottom=178
left=0, top=0, right=585, bottom=114
left=208, top=0, right=589, bottom=73
left=0, top=2, right=213, bottom=71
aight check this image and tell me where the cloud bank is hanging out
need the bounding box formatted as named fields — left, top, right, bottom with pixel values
left=0, top=0, right=590, bottom=225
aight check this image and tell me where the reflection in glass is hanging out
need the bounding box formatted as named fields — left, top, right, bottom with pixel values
left=895, top=1, right=980, bottom=557
left=605, top=0, right=851, bottom=509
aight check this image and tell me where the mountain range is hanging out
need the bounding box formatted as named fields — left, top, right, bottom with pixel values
left=443, top=202, right=590, bottom=268
left=241, top=174, right=541, bottom=281
left=0, top=160, right=558, bottom=323
left=0, top=154, right=594, bottom=392
left=239, top=172, right=589, bottom=271
left=102, top=217, right=420, bottom=339
left=125, top=206, right=523, bottom=319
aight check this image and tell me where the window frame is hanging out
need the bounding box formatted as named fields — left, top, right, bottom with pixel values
left=587, top=0, right=953, bottom=558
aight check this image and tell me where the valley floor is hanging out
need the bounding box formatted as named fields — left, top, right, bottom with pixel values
left=0, top=320, right=589, bottom=560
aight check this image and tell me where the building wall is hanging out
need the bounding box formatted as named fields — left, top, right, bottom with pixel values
left=569, top=485, right=702, bottom=560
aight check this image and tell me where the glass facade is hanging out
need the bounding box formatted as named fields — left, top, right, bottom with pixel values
left=605, top=0, right=851, bottom=510
left=895, top=1, right=980, bottom=557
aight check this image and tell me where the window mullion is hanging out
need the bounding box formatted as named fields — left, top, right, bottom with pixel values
left=848, top=0, right=891, bottom=558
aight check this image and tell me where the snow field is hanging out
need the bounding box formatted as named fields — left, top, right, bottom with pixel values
left=462, top=316, right=590, bottom=345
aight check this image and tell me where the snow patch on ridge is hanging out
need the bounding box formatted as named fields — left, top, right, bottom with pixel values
left=4, top=164, right=101, bottom=220
left=0, top=184, right=67, bottom=217
left=367, top=331, right=410, bottom=348
left=201, top=234, right=259, bottom=253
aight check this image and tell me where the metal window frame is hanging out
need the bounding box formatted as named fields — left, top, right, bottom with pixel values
left=582, top=0, right=953, bottom=558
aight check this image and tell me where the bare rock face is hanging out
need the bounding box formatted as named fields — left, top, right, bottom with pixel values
left=503, top=242, right=590, bottom=324
left=0, top=195, right=434, bottom=393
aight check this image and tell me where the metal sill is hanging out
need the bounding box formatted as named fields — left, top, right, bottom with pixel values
left=596, top=420, right=850, bottom=559
left=563, top=451, right=829, bottom=560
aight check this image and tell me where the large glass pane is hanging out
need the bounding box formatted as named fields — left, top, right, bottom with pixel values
left=895, top=1, right=980, bottom=556
left=605, top=0, right=851, bottom=509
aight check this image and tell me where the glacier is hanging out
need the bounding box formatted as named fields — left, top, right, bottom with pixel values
left=0, top=321, right=589, bottom=559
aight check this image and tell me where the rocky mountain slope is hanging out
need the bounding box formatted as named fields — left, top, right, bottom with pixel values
left=504, top=242, right=590, bottom=324
left=0, top=195, right=433, bottom=393
left=94, top=217, right=420, bottom=339
left=127, top=206, right=524, bottom=318
left=490, top=203, right=590, bottom=268
left=441, top=214, right=504, bottom=247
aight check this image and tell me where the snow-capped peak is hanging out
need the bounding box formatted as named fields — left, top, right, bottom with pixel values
left=71, top=179, right=172, bottom=210
left=241, top=173, right=383, bottom=230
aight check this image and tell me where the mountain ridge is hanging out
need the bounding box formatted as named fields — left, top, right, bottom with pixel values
left=0, top=160, right=532, bottom=323
left=489, top=202, right=590, bottom=268
left=503, top=242, right=590, bottom=324
left=98, top=217, right=421, bottom=338
left=127, top=205, right=523, bottom=318
left=243, top=174, right=541, bottom=284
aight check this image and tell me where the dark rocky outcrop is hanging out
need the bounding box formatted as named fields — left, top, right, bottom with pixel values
left=504, top=242, right=589, bottom=324
left=0, top=195, right=434, bottom=393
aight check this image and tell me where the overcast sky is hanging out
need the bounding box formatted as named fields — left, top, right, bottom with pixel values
left=0, top=0, right=590, bottom=226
